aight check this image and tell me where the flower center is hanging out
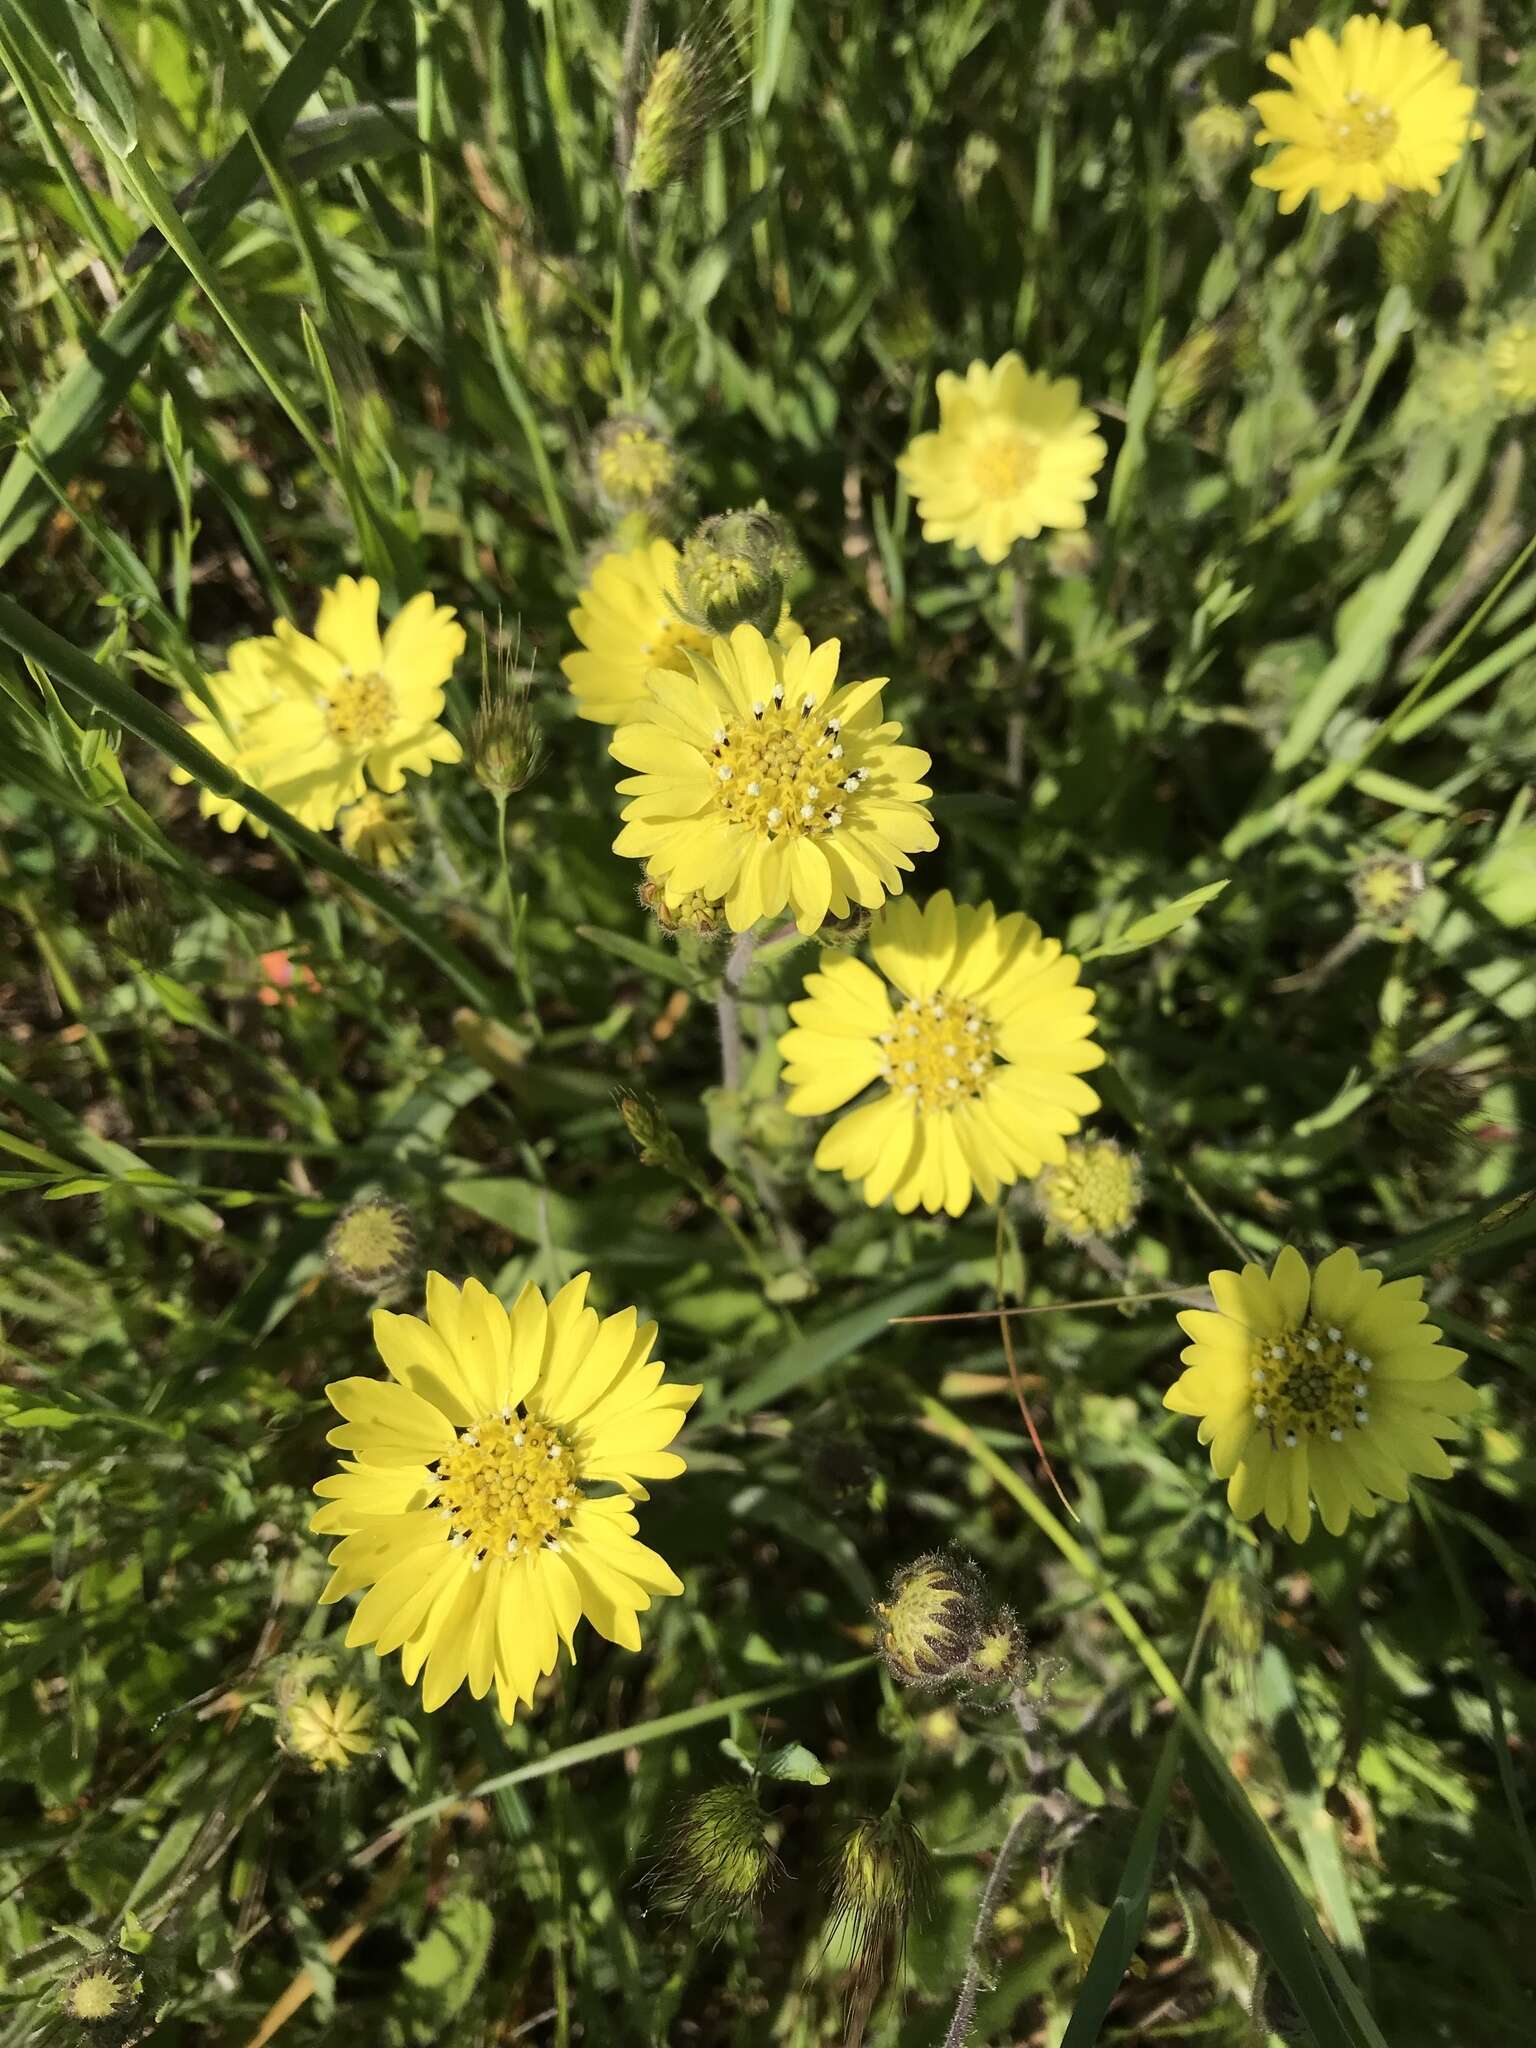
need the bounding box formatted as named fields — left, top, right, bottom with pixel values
left=324, top=667, right=396, bottom=746
left=1328, top=92, right=1399, bottom=164
left=877, top=992, right=996, bottom=1112
left=596, top=430, right=676, bottom=502
left=708, top=694, right=862, bottom=839
left=970, top=431, right=1041, bottom=499
left=431, top=1412, right=578, bottom=1564
left=1249, top=1319, right=1374, bottom=1448
left=642, top=615, right=712, bottom=675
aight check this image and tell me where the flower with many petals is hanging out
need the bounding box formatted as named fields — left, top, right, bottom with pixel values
left=779, top=892, right=1103, bottom=1215
left=312, top=1273, right=699, bottom=1722
left=1166, top=1245, right=1474, bottom=1540
left=1250, top=17, right=1479, bottom=216
left=611, top=626, right=936, bottom=936
left=897, top=353, right=1107, bottom=565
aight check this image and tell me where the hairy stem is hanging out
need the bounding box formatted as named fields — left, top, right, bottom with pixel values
left=716, top=930, right=756, bottom=1091
left=941, top=1799, right=1039, bottom=2048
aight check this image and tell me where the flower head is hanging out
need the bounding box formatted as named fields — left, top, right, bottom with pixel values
left=874, top=1552, right=984, bottom=1689
left=1488, top=312, right=1536, bottom=409
left=1351, top=853, right=1423, bottom=925
left=897, top=353, right=1107, bottom=564
left=327, top=1196, right=416, bottom=1294
left=1166, top=1246, right=1474, bottom=1540
left=1034, top=1137, right=1142, bottom=1242
left=1185, top=102, right=1249, bottom=173
left=561, top=539, right=717, bottom=725
left=62, top=1952, right=141, bottom=2035
left=184, top=578, right=464, bottom=833
left=312, top=1273, right=699, bottom=1721
left=592, top=414, right=682, bottom=515
left=780, top=892, right=1103, bottom=1215
left=672, top=509, right=801, bottom=638
left=281, top=1683, right=375, bottom=1771
left=339, top=791, right=415, bottom=869
left=611, top=626, right=937, bottom=936
left=1251, top=17, right=1479, bottom=216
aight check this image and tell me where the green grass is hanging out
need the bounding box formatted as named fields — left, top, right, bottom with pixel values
left=2, top=2, right=1536, bottom=2043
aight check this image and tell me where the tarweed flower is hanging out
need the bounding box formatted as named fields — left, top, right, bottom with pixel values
left=672, top=510, right=800, bottom=638
left=312, top=1274, right=699, bottom=1720
left=897, top=353, right=1107, bottom=564
left=1165, top=1246, right=1474, bottom=1540
left=625, top=29, right=740, bottom=197
left=339, top=791, right=415, bottom=870
left=591, top=413, right=682, bottom=517
left=780, top=892, right=1103, bottom=1215
left=875, top=1552, right=984, bottom=1689
left=1351, top=853, right=1423, bottom=926
left=1250, top=17, right=1479, bottom=216
left=326, top=1196, right=416, bottom=1295
left=562, top=538, right=722, bottom=724
left=1034, top=1138, right=1142, bottom=1243
left=611, top=626, right=937, bottom=937
left=1488, top=311, right=1536, bottom=409
left=61, top=1951, right=142, bottom=2038
left=1185, top=103, right=1249, bottom=174
left=653, top=1783, right=779, bottom=1930
left=826, top=1810, right=933, bottom=1966
left=172, top=639, right=284, bottom=835
left=176, top=578, right=464, bottom=833
left=281, top=1683, right=375, bottom=1771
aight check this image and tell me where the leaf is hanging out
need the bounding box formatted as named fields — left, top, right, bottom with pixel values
left=401, top=1891, right=495, bottom=2039
left=1, top=0, right=137, bottom=154
left=575, top=923, right=710, bottom=993
left=681, top=176, right=781, bottom=318
left=714, top=1267, right=957, bottom=1418
left=1083, top=880, right=1229, bottom=960
left=721, top=1738, right=830, bottom=1785
left=4, top=1405, right=85, bottom=1430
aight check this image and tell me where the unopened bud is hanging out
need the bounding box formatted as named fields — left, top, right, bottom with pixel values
left=60, top=1948, right=146, bottom=2039
left=280, top=1683, right=375, bottom=1773
left=1183, top=103, right=1248, bottom=177
left=814, top=907, right=874, bottom=952
left=1489, top=311, right=1536, bottom=412
left=616, top=1088, right=692, bottom=1179
left=826, top=1809, right=933, bottom=1966
left=339, top=791, right=415, bottom=870
left=1351, top=853, right=1424, bottom=927
left=1156, top=323, right=1230, bottom=426
left=626, top=32, right=741, bottom=197
left=874, top=1551, right=985, bottom=1691
left=1034, top=1138, right=1143, bottom=1244
left=1411, top=341, right=1495, bottom=425
left=652, top=1782, right=779, bottom=1930
left=1385, top=1057, right=1482, bottom=1169
left=1377, top=194, right=1450, bottom=296
left=326, top=1196, right=416, bottom=1295
left=592, top=414, right=681, bottom=517
left=672, top=510, right=799, bottom=637
left=1045, top=528, right=1099, bottom=580
left=966, top=1607, right=1028, bottom=1691
left=640, top=877, right=728, bottom=940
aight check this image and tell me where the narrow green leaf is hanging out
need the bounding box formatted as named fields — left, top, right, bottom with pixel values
left=716, top=1268, right=956, bottom=1419
left=1084, top=880, right=1228, bottom=960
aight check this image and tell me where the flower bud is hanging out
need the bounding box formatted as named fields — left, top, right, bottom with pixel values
left=1156, top=323, right=1231, bottom=426
left=1350, top=853, right=1424, bottom=927
left=874, top=1551, right=984, bottom=1691
left=616, top=1088, right=693, bottom=1179
left=652, top=1782, right=779, bottom=1931
left=826, top=1809, right=933, bottom=1967
left=814, top=908, right=874, bottom=952
left=1410, top=341, right=1495, bottom=426
left=1489, top=311, right=1536, bottom=412
left=338, top=791, right=415, bottom=870
left=592, top=414, right=681, bottom=517
left=966, top=1607, right=1028, bottom=1691
left=1044, top=528, right=1099, bottom=580
left=61, top=1951, right=143, bottom=2036
left=1376, top=194, right=1450, bottom=296
left=326, top=1196, right=416, bottom=1295
left=469, top=652, right=542, bottom=800
left=1385, top=1057, right=1482, bottom=1170
left=639, top=877, right=728, bottom=940
left=672, top=510, right=799, bottom=638
left=1034, top=1138, right=1143, bottom=1244
left=1184, top=102, right=1248, bottom=177
left=279, top=1682, right=375, bottom=1772
left=625, top=31, right=740, bottom=198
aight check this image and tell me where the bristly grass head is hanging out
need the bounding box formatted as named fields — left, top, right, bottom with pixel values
left=624, top=17, right=745, bottom=198
left=469, top=621, right=543, bottom=799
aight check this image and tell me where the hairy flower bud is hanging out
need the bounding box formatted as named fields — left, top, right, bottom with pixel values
left=338, top=791, right=415, bottom=870
left=652, top=1782, right=779, bottom=1931
left=672, top=510, right=800, bottom=637
left=1156, top=323, right=1231, bottom=426
left=1351, top=853, right=1424, bottom=927
left=874, top=1551, right=985, bottom=1690
left=280, top=1683, right=375, bottom=1772
left=592, top=414, right=681, bottom=517
left=1184, top=102, right=1248, bottom=176
left=639, top=877, right=728, bottom=940
left=469, top=650, right=543, bottom=800
left=326, top=1196, right=416, bottom=1295
left=1376, top=194, right=1450, bottom=296
left=1045, top=528, right=1100, bottom=580
left=826, top=1809, right=933, bottom=1967
left=966, top=1607, right=1029, bottom=1691
left=1034, top=1138, right=1143, bottom=1244
left=61, top=1951, right=143, bottom=2036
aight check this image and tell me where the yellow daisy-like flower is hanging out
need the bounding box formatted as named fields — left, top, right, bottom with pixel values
left=1251, top=17, right=1479, bottom=216
left=562, top=538, right=801, bottom=726
left=338, top=790, right=416, bottom=869
left=213, top=577, right=464, bottom=833
left=312, top=1273, right=699, bottom=1722
left=778, top=892, right=1104, bottom=1215
left=896, top=353, right=1108, bottom=565
left=172, top=639, right=285, bottom=836
left=1488, top=314, right=1536, bottom=409
left=610, top=626, right=937, bottom=937
left=1166, top=1246, right=1474, bottom=1541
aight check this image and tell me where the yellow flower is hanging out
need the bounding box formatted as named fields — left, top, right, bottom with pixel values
left=207, top=577, right=464, bottom=833
left=611, top=627, right=936, bottom=937
left=283, top=1684, right=375, bottom=1770
left=1251, top=17, right=1479, bottom=216
left=779, top=892, right=1103, bottom=1215
left=562, top=538, right=800, bottom=726
left=897, top=353, right=1107, bottom=565
left=1166, top=1246, right=1474, bottom=1541
left=1488, top=314, right=1536, bottom=409
left=592, top=415, right=681, bottom=512
left=1035, top=1137, right=1142, bottom=1242
left=312, top=1273, right=699, bottom=1721
left=172, top=639, right=285, bottom=836
left=338, top=790, right=415, bottom=869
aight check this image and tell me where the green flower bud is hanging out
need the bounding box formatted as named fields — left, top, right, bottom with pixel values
left=1184, top=102, right=1248, bottom=176
left=1033, top=1138, right=1143, bottom=1244
left=672, top=510, right=799, bottom=638
left=469, top=654, right=543, bottom=800
left=60, top=1950, right=144, bottom=2042
left=826, top=1809, right=933, bottom=1967
left=591, top=413, right=682, bottom=517
left=652, top=1782, right=779, bottom=1931
left=966, top=1606, right=1029, bottom=1691
left=1377, top=194, right=1450, bottom=296
left=1350, top=853, right=1424, bottom=928
left=639, top=877, right=728, bottom=940
left=326, top=1196, right=416, bottom=1295
left=616, top=1088, right=693, bottom=1179
left=874, top=1551, right=985, bottom=1691
left=280, top=1683, right=375, bottom=1773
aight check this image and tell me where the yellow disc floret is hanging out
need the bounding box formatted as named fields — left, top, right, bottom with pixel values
left=707, top=693, right=863, bottom=841
left=877, top=994, right=995, bottom=1113
left=1035, top=1138, right=1142, bottom=1241
left=433, top=1411, right=579, bottom=1562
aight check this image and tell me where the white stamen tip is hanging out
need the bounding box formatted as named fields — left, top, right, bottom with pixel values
left=752, top=700, right=764, bottom=717
left=1359, top=1355, right=1373, bottom=1373
left=1253, top=1402, right=1269, bottom=1419
left=1326, top=1327, right=1341, bottom=1342
left=1330, top=1427, right=1344, bottom=1441
left=1284, top=1431, right=1298, bottom=1448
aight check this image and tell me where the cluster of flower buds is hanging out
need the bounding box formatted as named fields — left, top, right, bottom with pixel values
left=874, top=1551, right=1029, bottom=1698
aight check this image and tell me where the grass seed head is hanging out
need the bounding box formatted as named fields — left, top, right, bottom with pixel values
left=826, top=1809, right=933, bottom=1968
left=625, top=29, right=742, bottom=197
